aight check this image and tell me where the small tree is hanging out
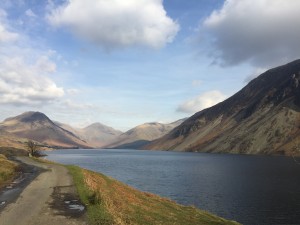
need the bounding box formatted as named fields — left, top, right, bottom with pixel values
left=26, top=140, right=39, bottom=157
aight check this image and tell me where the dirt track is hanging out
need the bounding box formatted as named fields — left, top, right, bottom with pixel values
left=0, top=157, right=86, bottom=225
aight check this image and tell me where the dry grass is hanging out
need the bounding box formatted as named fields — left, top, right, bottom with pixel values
left=0, top=154, right=18, bottom=188
left=68, top=165, right=240, bottom=225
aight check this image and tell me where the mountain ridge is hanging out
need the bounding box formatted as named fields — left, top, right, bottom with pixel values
left=105, top=119, right=186, bottom=149
left=145, top=60, right=300, bottom=155
left=0, top=111, right=91, bottom=149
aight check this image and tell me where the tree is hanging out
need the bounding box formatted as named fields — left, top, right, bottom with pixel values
left=26, top=140, right=39, bottom=157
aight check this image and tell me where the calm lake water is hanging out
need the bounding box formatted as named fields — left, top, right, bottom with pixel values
left=46, top=149, right=300, bottom=225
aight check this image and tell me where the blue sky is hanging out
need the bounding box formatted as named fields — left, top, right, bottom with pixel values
left=1, top=0, right=300, bottom=131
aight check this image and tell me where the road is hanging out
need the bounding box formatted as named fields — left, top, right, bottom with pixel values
left=0, top=157, right=87, bottom=225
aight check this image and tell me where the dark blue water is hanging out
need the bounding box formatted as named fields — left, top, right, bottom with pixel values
left=46, top=149, right=300, bottom=225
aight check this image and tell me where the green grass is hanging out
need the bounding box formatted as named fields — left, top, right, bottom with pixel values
left=0, top=154, right=18, bottom=187
left=67, top=165, right=241, bottom=225
left=67, top=166, right=114, bottom=225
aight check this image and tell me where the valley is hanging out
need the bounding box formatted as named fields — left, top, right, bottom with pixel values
left=1, top=61, right=299, bottom=156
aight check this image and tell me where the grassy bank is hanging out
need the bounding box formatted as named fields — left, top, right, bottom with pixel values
left=0, top=154, right=18, bottom=188
left=67, top=165, right=240, bottom=225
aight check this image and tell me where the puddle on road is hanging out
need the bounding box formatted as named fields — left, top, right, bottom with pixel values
left=51, top=186, right=85, bottom=218
left=0, top=164, right=40, bottom=211
left=12, top=174, right=27, bottom=184
left=64, top=200, right=85, bottom=212
left=0, top=174, right=31, bottom=210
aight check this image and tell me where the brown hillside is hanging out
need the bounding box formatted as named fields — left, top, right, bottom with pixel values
left=146, top=60, right=300, bottom=156
left=0, top=112, right=91, bottom=149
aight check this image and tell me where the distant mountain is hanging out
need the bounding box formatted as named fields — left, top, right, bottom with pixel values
left=106, top=119, right=186, bottom=149
left=80, top=123, right=123, bottom=148
left=0, top=112, right=91, bottom=149
left=146, top=60, right=300, bottom=156
left=54, top=121, right=123, bottom=148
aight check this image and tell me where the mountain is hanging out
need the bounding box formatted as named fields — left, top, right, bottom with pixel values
left=0, top=112, right=91, bottom=149
left=106, top=119, right=185, bottom=149
left=80, top=123, right=123, bottom=148
left=54, top=121, right=81, bottom=137
left=145, top=60, right=300, bottom=156
left=54, top=121, right=123, bottom=148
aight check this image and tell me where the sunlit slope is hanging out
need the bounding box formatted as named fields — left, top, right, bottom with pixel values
left=146, top=60, right=300, bottom=155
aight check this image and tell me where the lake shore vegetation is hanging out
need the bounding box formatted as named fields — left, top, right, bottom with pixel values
left=68, top=165, right=240, bottom=225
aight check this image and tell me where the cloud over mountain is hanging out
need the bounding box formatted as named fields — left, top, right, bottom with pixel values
left=177, top=90, right=226, bottom=113
left=203, top=0, right=300, bottom=67
left=47, top=0, right=179, bottom=50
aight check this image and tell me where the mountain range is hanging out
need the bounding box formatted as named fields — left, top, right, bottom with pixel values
left=145, top=60, right=300, bottom=156
left=55, top=121, right=123, bottom=148
left=0, top=60, right=299, bottom=155
left=105, top=119, right=185, bottom=149
left=0, top=111, right=184, bottom=150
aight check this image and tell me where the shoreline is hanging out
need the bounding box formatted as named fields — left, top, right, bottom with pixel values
left=0, top=155, right=240, bottom=225
left=68, top=164, right=240, bottom=225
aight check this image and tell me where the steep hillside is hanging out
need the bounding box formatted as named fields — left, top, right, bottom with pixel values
left=106, top=119, right=185, bottom=149
left=0, top=112, right=91, bottom=149
left=54, top=121, right=81, bottom=137
left=146, top=60, right=300, bottom=156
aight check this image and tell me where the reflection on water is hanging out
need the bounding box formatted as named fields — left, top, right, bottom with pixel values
left=46, top=149, right=300, bottom=225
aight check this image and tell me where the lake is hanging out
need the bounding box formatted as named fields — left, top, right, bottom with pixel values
left=46, top=149, right=300, bottom=225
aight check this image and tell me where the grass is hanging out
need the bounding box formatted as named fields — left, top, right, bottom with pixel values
left=0, top=154, right=18, bottom=188
left=67, top=165, right=240, bottom=225
left=0, top=147, right=27, bottom=157
left=67, top=166, right=113, bottom=225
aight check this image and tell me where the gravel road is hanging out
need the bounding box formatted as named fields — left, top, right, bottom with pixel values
left=0, top=157, right=87, bottom=225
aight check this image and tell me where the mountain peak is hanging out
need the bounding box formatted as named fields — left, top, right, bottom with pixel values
left=83, top=122, right=122, bottom=133
left=19, top=111, right=50, bottom=123
left=85, top=122, right=106, bottom=129
left=4, top=111, right=51, bottom=124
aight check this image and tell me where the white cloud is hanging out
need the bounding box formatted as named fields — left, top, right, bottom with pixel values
left=25, top=9, right=37, bottom=17
left=0, top=55, right=64, bottom=106
left=47, top=0, right=179, bottom=50
left=177, top=90, right=226, bottom=113
left=35, top=55, right=56, bottom=73
left=0, top=9, right=18, bottom=42
left=0, top=8, right=64, bottom=106
left=0, top=23, right=18, bottom=42
left=203, top=0, right=300, bottom=67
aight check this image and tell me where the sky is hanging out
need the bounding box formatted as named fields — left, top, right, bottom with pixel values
left=1, top=0, right=300, bottom=131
